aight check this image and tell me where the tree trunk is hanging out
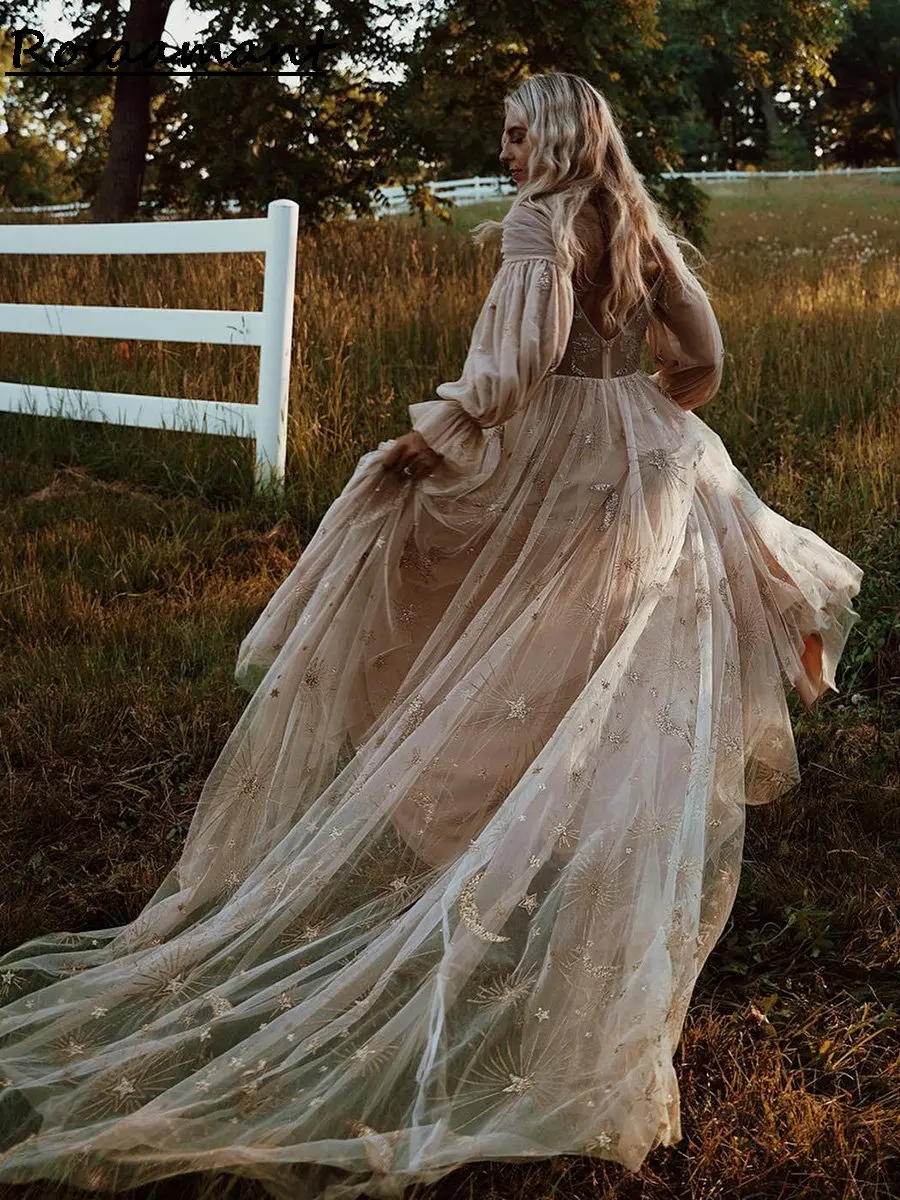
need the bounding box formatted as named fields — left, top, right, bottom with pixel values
left=90, top=0, right=172, bottom=223
left=755, top=80, right=782, bottom=147
left=726, top=107, right=737, bottom=169
left=888, top=72, right=900, bottom=162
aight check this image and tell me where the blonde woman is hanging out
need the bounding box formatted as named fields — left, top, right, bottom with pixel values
left=0, top=73, right=863, bottom=1196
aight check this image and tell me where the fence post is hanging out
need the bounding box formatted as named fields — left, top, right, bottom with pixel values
left=255, top=198, right=299, bottom=496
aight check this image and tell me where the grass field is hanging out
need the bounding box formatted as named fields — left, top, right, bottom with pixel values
left=0, top=175, right=898, bottom=1198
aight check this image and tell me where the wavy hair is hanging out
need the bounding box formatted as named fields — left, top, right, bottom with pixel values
left=472, top=72, right=706, bottom=330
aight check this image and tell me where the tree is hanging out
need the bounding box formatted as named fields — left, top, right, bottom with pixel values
left=0, top=0, right=714, bottom=236
left=660, top=0, right=864, bottom=166
left=0, top=0, right=422, bottom=222
left=91, top=0, right=171, bottom=221
left=144, top=71, right=411, bottom=224
left=391, top=0, right=696, bottom=178
left=387, top=0, right=711, bottom=240
left=820, top=0, right=900, bottom=163
left=0, top=24, right=112, bottom=206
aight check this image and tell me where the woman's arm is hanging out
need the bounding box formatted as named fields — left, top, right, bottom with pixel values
left=408, top=201, right=574, bottom=475
left=645, top=270, right=724, bottom=412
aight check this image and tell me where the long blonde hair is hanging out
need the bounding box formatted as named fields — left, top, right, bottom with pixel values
left=472, top=72, right=705, bottom=328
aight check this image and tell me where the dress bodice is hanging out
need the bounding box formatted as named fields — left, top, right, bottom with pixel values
left=548, top=271, right=664, bottom=381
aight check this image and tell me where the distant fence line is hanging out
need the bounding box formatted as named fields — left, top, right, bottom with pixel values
left=366, top=166, right=900, bottom=216
left=5, top=165, right=899, bottom=222
left=0, top=198, right=298, bottom=496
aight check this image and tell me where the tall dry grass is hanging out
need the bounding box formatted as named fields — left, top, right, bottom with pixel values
left=0, top=175, right=898, bottom=1199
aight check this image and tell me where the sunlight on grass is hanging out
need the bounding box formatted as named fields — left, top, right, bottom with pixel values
left=0, top=176, right=898, bottom=1198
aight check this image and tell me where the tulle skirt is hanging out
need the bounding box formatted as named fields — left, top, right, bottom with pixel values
left=0, top=370, right=863, bottom=1198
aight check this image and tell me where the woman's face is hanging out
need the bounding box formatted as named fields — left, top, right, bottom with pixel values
left=499, top=118, right=529, bottom=185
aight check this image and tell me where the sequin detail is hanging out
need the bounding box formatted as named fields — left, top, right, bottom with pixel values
left=550, top=274, right=664, bottom=381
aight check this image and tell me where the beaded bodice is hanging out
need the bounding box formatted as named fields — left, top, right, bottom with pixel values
left=549, top=272, right=665, bottom=381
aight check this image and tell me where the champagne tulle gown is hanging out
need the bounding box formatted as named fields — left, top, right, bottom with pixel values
left=0, top=197, right=863, bottom=1199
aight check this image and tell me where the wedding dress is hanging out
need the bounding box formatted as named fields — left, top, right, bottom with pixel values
left=0, top=197, right=864, bottom=1199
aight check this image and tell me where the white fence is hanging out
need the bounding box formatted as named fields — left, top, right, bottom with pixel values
left=0, top=198, right=298, bottom=495
left=6, top=199, right=243, bottom=219
left=369, top=165, right=900, bottom=214
left=9, top=165, right=898, bottom=222
left=1, top=163, right=896, bottom=493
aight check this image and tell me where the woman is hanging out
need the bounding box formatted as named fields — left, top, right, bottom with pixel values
left=0, top=73, right=863, bottom=1198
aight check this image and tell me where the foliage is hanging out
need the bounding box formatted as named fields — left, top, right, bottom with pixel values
left=658, top=0, right=866, bottom=168
left=647, top=172, right=711, bottom=246
left=818, top=0, right=900, bottom=164
left=0, top=27, right=108, bottom=205
left=0, top=0, right=708, bottom=225
left=0, top=0, right=899, bottom=225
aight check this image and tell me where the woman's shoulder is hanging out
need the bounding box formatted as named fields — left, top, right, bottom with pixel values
left=501, top=196, right=553, bottom=230
left=500, top=199, right=564, bottom=264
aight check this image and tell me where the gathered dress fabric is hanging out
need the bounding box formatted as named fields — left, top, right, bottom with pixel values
left=0, top=198, right=864, bottom=1199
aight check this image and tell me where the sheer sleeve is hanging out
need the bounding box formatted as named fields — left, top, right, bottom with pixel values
left=408, top=200, right=574, bottom=475
left=645, top=269, right=724, bottom=412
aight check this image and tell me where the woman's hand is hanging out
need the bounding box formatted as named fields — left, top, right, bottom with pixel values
left=381, top=430, right=444, bottom=480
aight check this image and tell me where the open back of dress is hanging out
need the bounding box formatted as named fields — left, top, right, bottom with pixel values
left=547, top=200, right=664, bottom=381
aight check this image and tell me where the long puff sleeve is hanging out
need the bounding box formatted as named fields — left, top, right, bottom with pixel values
left=408, top=200, right=574, bottom=475
left=646, top=269, right=725, bottom=412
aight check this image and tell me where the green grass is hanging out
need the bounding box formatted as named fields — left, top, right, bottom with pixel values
left=0, top=176, right=898, bottom=1198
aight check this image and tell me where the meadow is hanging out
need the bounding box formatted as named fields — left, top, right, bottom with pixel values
left=0, top=175, right=898, bottom=1198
